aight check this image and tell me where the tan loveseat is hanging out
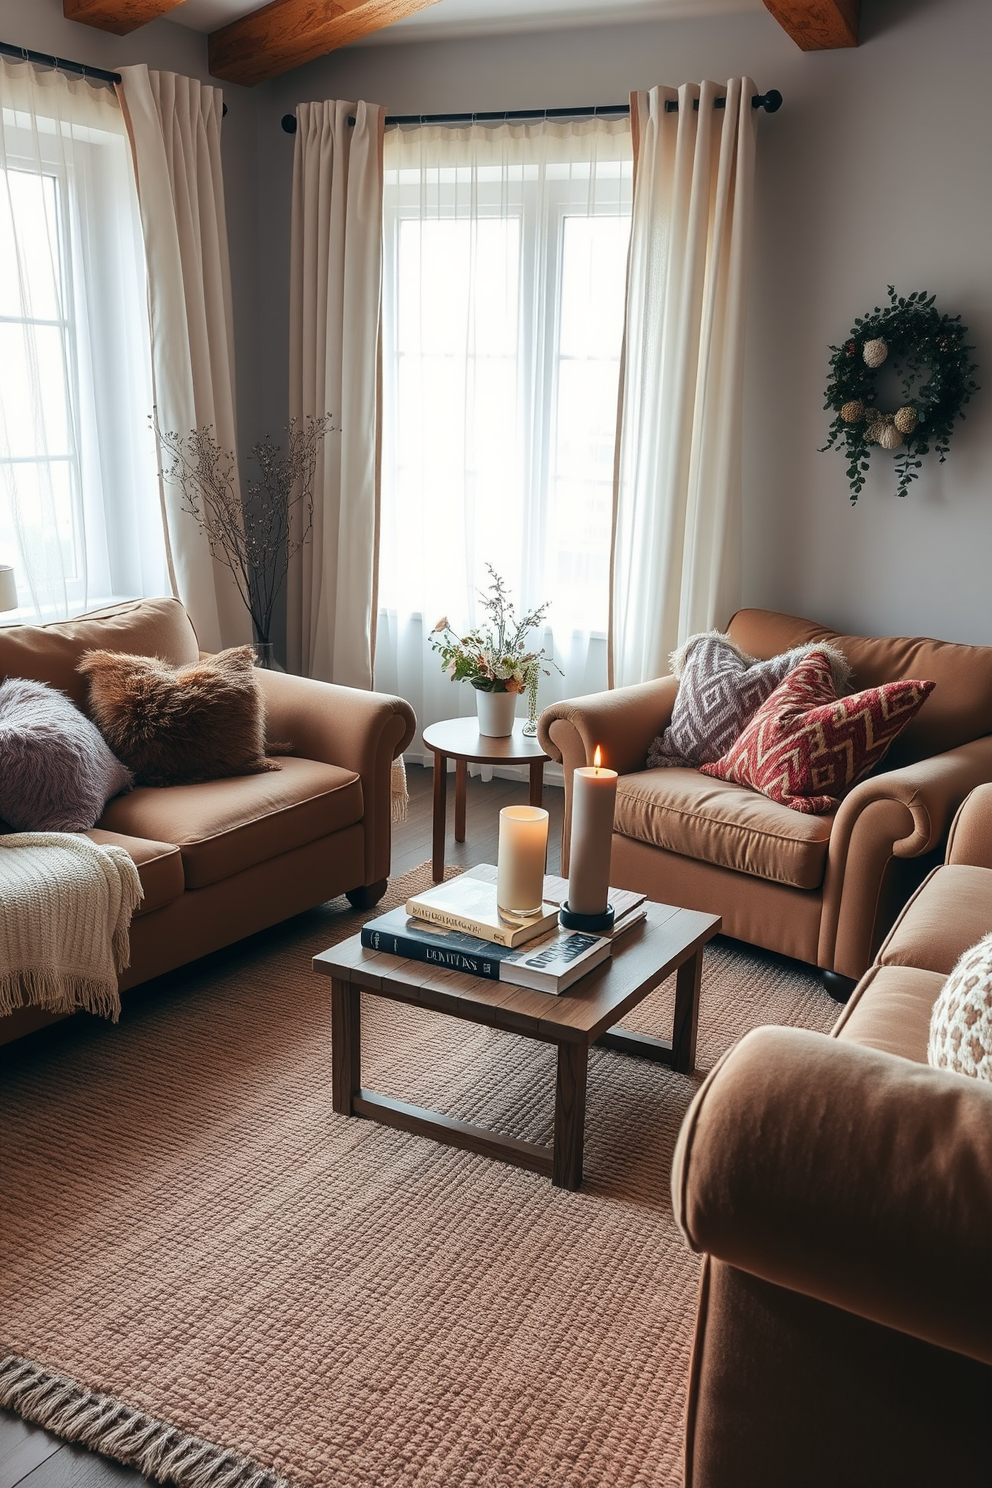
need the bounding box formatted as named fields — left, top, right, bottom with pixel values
left=670, top=783, right=992, bottom=1488
left=0, top=597, right=416, bottom=1045
left=538, top=609, right=992, bottom=987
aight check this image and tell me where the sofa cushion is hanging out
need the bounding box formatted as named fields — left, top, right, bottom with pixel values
left=726, top=608, right=992, bottom=768
left=700, top=652, right=935, bottom=814
left=97, top=756, right=363, bottom=889
left=0, top=598, right=200, bottom=713
left=79, top=646, right=278, bottom=787
left=614, top=767, right=834, bottom=890
left=928, top=933, right=992, bottom=1081
left=0, top=677, right=132, bottom=831
left=85, top=828, right=185, bottom=916
left=878, top=865, right=992, bottom=976
left=646, top=631, right=852, bottom=770
left=834, top=964, right=946, bottom=1064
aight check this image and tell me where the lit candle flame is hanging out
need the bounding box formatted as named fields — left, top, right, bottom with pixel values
left=593, top=745, right=602, bottom=772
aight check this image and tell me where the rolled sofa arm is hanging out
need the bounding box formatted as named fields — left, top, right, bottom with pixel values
left=818, top=735, right=992, bottom=976
left=672, top=1025, right=992, bottom=1366
left=946, top=779, right=992, bottom=867
left=538, top=677, right=678, bottom=871
left=256, top=670, right=416, bottom=885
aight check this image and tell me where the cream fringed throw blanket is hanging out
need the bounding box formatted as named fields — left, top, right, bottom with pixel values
left=0, top=834, right=143, bottom=1022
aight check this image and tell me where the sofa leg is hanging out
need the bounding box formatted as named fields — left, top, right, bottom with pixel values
left=822, top=970, right=858, bottom=1004
left=346, top=879, right=388, bottom=913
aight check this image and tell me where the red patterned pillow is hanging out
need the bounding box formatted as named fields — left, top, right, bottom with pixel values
left=699, top=651, right=935, bottom=814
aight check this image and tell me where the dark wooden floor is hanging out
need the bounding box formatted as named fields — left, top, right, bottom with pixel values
left=0, top=764, right=564, bottom=1488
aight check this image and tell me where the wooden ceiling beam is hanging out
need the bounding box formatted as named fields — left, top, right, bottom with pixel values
left=208, top=0, right=442, bottom=87
left=63, top=0, right=188, bottom=36
left=762, top=0, right=860, bottom=49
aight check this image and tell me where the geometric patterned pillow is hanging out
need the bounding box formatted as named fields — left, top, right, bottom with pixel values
left=928, top=932, right=992, bottom=1081
left=699, top=650, right=936, bottom=814
left=646, top=630, right=851, bottom=769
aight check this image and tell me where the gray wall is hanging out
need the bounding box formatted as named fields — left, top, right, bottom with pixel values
left=260, top=0, right=992, bottom=645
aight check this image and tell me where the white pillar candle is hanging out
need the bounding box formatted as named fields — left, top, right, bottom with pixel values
left=497, top=805, right=549, bottom=917
left=568, top=750, right=618, bottom=916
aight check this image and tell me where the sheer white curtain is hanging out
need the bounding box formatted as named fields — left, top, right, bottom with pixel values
left=117, top=65, right=247, bottom=653
left=375, top=117, right=632, bottom=758
left=0, top=58, right=167, bottom=623
left=611, top=79, right=756, bottom=687
left=288, top=100, right=385, bottom=687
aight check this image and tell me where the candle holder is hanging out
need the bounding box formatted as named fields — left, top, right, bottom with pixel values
left=559, top=901, right=615, bottom=934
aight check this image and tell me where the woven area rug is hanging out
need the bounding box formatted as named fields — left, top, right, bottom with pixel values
left=0, top=863, right=838, bottom=1488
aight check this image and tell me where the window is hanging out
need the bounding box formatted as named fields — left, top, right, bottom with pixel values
left=377, top=119, right=632, bottom=737
left=0, top=166, right=80, bottom=594
left=0, top=62, right=166, bottom=622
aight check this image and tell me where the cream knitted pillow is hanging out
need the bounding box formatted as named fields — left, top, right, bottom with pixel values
left=928, top=932, right=992, bottom=1080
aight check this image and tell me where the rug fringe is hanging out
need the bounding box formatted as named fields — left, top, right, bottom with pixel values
left=0, top=1356, right=292, bottom=1488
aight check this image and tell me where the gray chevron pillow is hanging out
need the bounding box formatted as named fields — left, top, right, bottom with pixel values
left=647, top=631, right=851, bottom=770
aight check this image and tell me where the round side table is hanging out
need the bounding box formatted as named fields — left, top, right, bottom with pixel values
left=421, top=717, right=550, bottom=882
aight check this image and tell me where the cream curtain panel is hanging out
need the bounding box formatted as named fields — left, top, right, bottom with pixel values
left=288, top=100, right=385, bottom=688
left=0, top=59, right=167, bottom=622
left=375, top=117, right=632, bottom=755
left=611, top=79, right=757, bottom=688
left=117, top=64, right=247, bottom=653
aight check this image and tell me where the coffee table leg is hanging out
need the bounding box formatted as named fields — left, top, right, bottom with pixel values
left=672, top=947, right=703, bottom=1074
left=431, top=749, right=447, bottom=881
left=553, top=1041, right=588, bottom=1189
left=454, top=758, right=467, bottom=842
left=331, top=978, right=361, bottom=1115
left=529, top=759, right=544, bottom=808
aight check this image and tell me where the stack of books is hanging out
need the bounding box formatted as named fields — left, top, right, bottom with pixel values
left=361, top=864, right=646, bottom=995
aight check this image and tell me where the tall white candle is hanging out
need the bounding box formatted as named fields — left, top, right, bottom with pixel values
left=568, top=748, right=618, bottom=917
left=497, top=805, right=549, bottom=917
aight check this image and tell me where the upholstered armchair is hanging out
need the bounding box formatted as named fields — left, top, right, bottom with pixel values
left=538, top=608, right=992, bottom=991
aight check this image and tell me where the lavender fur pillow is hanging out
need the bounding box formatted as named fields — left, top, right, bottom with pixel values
left=0, top=677, right=133, bottom=831
left=646, top=631, right=852, bottom=770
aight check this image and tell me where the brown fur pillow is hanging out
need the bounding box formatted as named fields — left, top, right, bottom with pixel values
left=77, top=646, right=280, bottom=787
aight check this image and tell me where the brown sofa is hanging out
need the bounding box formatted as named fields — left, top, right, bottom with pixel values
left=670, top=782, right=992, bottom=1487
left=538, top=608, right=992, bottom=988
left=0, top=597, right=416, bottom=1045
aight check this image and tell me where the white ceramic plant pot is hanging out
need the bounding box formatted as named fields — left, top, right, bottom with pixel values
left=475, top=687, right=516, bottom=737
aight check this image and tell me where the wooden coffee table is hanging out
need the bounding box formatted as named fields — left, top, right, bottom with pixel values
left=421, top=717, right=550, bottom=881
left=313, top=900, right=720, bottom=1189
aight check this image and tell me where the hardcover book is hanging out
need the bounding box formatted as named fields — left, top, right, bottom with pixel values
left=361, top=901, right=646, bottom=995
left=406, top=864, right=647, bottom=948
left=405, top=864, right=560, bottom=948
left=361, top=909, right=611, bottom=994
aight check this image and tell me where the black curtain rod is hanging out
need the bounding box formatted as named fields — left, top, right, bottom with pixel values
left=0, top=41, right=228, bottom=113
left=0, top=39, right=121, bottom=84
left=281, top=90, right=782, bottom=134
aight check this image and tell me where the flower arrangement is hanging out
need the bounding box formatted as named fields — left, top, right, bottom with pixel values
left=430, top=566, right=561, bottom=734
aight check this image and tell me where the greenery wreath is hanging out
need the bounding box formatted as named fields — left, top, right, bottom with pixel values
left=822, top=286, right=979, bottom=503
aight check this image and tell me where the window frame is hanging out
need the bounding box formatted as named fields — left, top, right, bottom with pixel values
left=381, top=153, right=632, bottom=639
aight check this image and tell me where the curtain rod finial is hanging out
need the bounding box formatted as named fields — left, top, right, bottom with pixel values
left=281, top=114, right=297, bottom=134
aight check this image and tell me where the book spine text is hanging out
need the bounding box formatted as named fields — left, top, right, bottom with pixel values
left=405, top=904, right=513, bottom=946
left=361, top=927, right=504, bottom=979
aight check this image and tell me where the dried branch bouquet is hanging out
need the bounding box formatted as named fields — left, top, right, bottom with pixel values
left=154, top=412, right=332, bottom=650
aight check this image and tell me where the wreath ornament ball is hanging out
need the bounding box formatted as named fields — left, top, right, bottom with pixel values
left=822, top=287, right=979, bottom=503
